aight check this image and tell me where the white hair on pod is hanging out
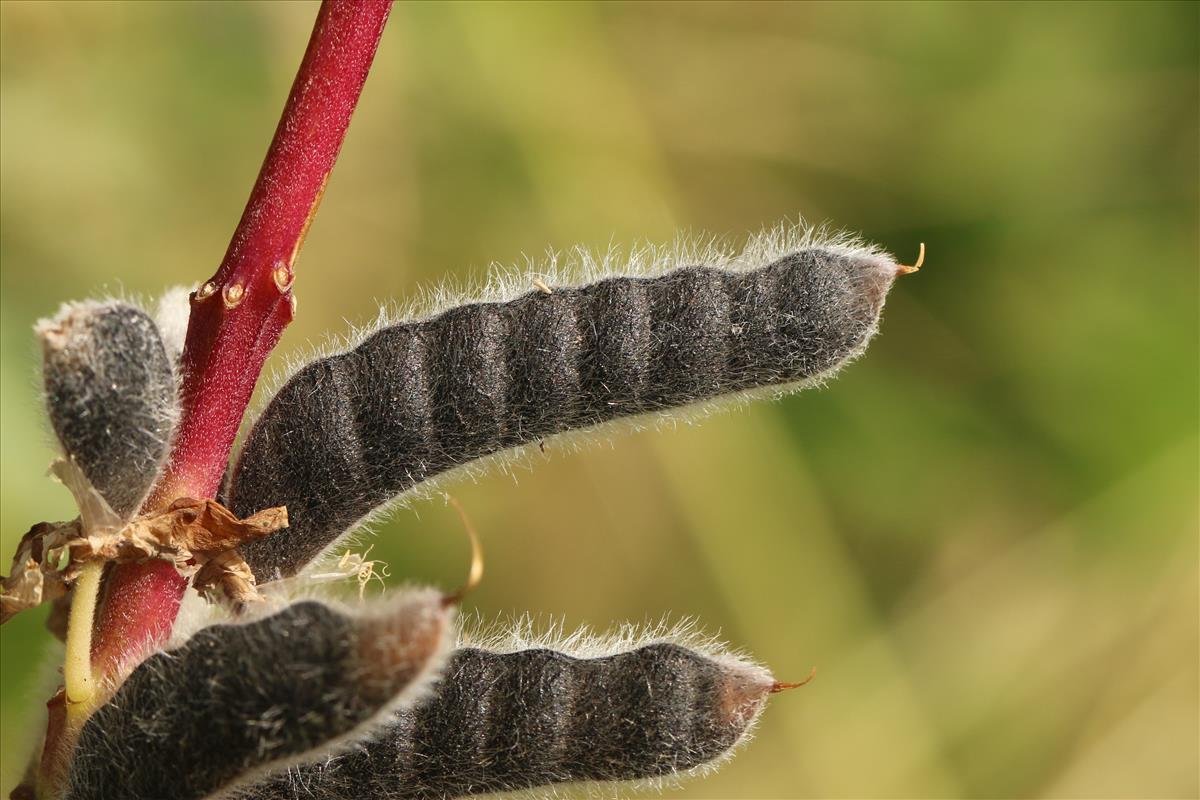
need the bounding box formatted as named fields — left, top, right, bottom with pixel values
left=225, top=606, right=778, bottom=800
left=260, top=218, right=894, bottom=400
left=242, top=219, right=898, bottom=580
left=152, top=285, right=194, bottom=364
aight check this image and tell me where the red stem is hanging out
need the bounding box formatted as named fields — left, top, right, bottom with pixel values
left=28, top=6, right=392, bottom=792
left=91, top=0, right=393, bottom=679
left=163, top=0, right=393, bottom=504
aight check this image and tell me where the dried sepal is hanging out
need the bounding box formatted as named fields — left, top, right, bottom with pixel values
left=192, top=550, right=261, bottom=607
left=64, top=590, right=452, bottom=800
left=0, top=460, right=287, bottom=622
left=40, top=498, right=283, bottom=579
left=0, top=522, right=69, bottom=624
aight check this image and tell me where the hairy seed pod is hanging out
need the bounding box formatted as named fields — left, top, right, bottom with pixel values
left=236, top=642, right=775, bottom=800
left=65, top=592, right=451, bottom=800
left=231, top=236, right=905, bottom=581
left=38, top=301, right=178, bottom=519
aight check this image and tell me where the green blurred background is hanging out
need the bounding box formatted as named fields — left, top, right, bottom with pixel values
left=1, top=2, right=1196, bottom=797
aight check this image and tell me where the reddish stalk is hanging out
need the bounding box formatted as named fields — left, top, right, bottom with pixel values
left=35, top=0, right=391, bottom=757
left=32, top=4, right=395, bottom=789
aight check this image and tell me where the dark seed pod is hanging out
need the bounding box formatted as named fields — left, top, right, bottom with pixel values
left=231, top=233, right=905, bottom=581
left=65, top=591, right=451, bottom=800
left=38, top=301, right=178, bottom=518
left=236, top=641, right=775, bottom=799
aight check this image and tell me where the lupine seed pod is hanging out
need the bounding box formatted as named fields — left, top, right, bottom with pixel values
left=235, top=640, right=776, bottom=800
left=64, top=591, right=452, bottom=800
left=38, top=301, right=178, bottom=519
left=231, top=227, right=907, bottom=581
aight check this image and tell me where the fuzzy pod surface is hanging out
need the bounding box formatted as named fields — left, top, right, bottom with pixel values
left=236, top=641, right=774, bottom=799
left=38, top=302, right=178, bottom=519
left=231, top=237, right=904, bottom=581
left=65, top=593, right=451, bottom=800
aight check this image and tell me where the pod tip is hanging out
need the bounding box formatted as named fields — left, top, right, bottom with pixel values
left=896, top=242, right=925, bottom=276
left=771, top=665, right=818, bottom=693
